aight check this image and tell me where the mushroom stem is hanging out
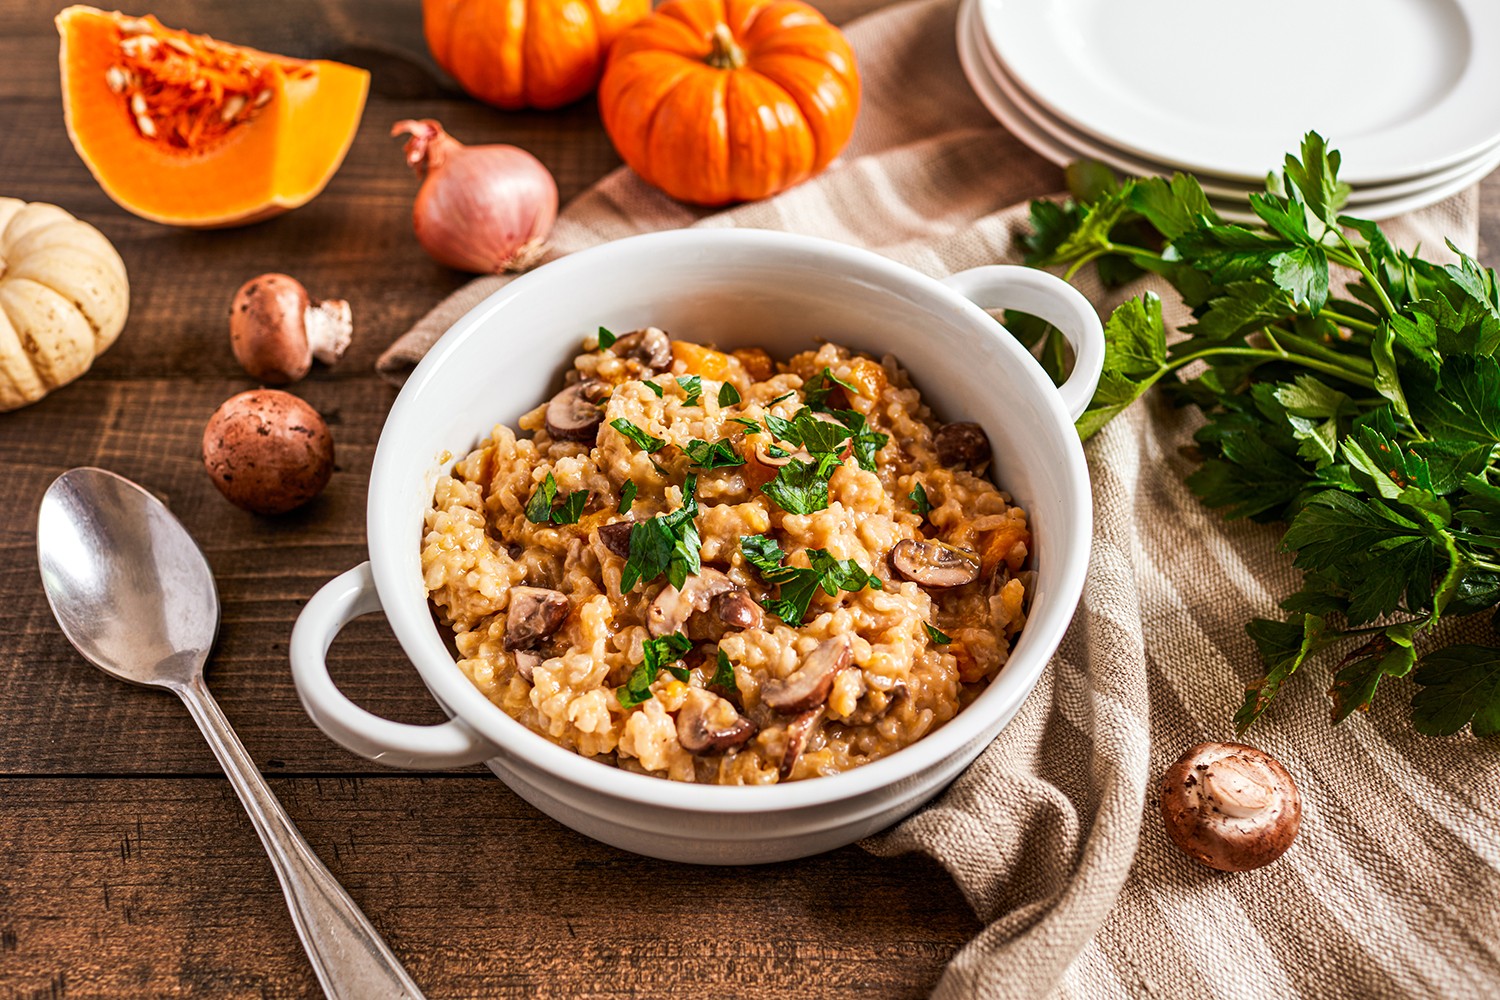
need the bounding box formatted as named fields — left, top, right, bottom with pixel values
left=304, top=296, right=353, bottom=365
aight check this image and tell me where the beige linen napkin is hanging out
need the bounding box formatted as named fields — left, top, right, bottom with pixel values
left=379, top=2, right=1500, bottom=996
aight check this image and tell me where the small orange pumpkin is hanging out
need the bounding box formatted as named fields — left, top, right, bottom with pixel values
left=599, top=0, right=860, bottom=205
left=423, top=0, right=650, bottom=111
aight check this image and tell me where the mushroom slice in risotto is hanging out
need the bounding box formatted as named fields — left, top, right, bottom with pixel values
left=934, top=421, right=991, bottom=469
left=545, top=380, right=607, bottom=441
left=761, top=637, right=852, bottom=714
left=503, top=587, right=569, bottom=650
left=890, top=539, right=981, bottom=588
left=647, top=567, right=740, bottom=636
left=780, top=707, right=825, bottom=780
left=597, top=519, right=635, bottom=558
left=675, top=687, right=758, bottom=754
left=609, top=327, right=672, bottom=374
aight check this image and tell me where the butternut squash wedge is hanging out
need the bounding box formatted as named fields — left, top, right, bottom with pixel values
left=56, top=7, right=370, bottom=228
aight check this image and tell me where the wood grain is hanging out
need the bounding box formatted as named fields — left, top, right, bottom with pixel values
left=0, top=777, right=979, bottom=999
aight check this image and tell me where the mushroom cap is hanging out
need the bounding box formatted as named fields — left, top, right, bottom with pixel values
left=545, top=380, right=605, bottom=441
left=890, top=539, right=981, bottom=588
left=230, top=273, right=313, bottom=385
left=675, top=687, right=757, bottom=755
left=201, top=389, right=334, bottom=515
left=762, top=637, right=852, bottom=714
left=934, top=421, right=992, bottom=469
left=1159, top=741, right=1302, bottom=872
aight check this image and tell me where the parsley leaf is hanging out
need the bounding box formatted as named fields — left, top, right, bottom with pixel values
left=711, top=649, right=737, bottom=692
left=642, top=380, right=665, bottom=398
left=769, top=391, right=797, bottom=406
left=1236, top=614, right=1332, bottom=731
left=924, top=622, right=952, bottom=645
left=610, top=418, right=666, bottom=453
left=803, top=367, right=859, bottom=410
left=620, top=475, right=699, bottom=592
left=597, top=326, right=617, bottom=350
left=730, top=417, right=760, bottom=433
left=762, top=456, right=835, bottom=515
left=524, top=473, right=589, bottom=525
left=551, top=489, right=588, bottom=525
left=683, top=438, right=745, bottom=471
left=739, top=535, right=880, bottom=624
left=677, top=375, right=703, bottom=406
left=827, top=409, right=888, bottom=472
left=909, top=482, right=931, bottom=516
left=617, top=632, right=693, bottom=708
left=523, top=473, right=558, bottom=524
left=617, top=480, right=637, bottom=514
left=1411, top=644, right=1500, bottom=737
left=718, top=382, right=741, bottom=406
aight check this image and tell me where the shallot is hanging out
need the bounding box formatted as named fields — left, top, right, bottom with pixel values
left=391, top=119, right=558, bottom=274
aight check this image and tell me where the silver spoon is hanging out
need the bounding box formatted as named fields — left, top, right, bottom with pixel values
left=37, top=467, right=424, bottom=1000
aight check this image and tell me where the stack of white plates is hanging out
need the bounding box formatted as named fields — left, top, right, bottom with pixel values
left=957, top=0, right=1500, bottom=221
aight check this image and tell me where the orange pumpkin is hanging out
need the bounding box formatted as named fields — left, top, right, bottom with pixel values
left=599, top=0, right=860, bottom=206
left=56, top=6, right=368, bottom=228
left=423, top=0, right=650, bottom=111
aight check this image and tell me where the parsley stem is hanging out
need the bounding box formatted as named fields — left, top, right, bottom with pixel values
left=1273, top=329, right=1376, bottom=378
left=1318, top=308, right=1378, bottom=334
left=1163, top=345, right=1378, bottom=390
left=1329, top=239, right=1398, bottom=318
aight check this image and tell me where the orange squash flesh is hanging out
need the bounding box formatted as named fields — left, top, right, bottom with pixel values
left=56, top=7, right=369, bottom=228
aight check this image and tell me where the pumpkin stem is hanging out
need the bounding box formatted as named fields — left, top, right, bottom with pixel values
left=705, top=23, right=746, bottom=70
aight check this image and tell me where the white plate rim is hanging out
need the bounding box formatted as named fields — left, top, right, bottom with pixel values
left=957, top=0, right=1495, bottom=222
left=978, top=0, right=1500, bottom=185
left=965, top=2, right=1500, bottom=204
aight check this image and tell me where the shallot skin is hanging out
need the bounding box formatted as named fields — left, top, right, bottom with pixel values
left=392, top=119, right=558, bottom=274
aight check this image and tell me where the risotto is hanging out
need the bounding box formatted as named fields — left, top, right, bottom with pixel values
left=421, top=328, right=1032, bottom=784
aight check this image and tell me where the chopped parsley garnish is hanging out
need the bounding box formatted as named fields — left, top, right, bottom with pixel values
left=763, top=412, right=797, bottom=443
left=621, top=474, right=700, bottom=592
left=677, top=375, right=703, bottom=406
left=597, top=326, right=618, bottom=350
left=730, top=417, right=760, bottom=433
left=739, top=534, right=881, bottom=624
left=766, top=444, right=790, bottom=458
left=642, top=380, right=665, bottom=398
left=711, top=648, right=737, bottom=691
left=617, top=480, right=637, bottom=514
left=617, top=631, right=693, bottom=708
left=793, top=410, right=849, bottom=455
left=924, top=623, right=953, bottom=645
left=718, top=382, right=741, bottom=406
left=762, top=454, right=840, bottom=515
left=769, top=391, right=797, bottom=406
left=910, top=482, right=932, bottom=516
left=802, top=367, right=859, bottom=410
left=827, top=408, right=888, bottom=472
left=551, top=490, right=588, bottom=524
left=683, top=437, right=745, bottom=471
left=610, top=418, right=666, bottom=453
left=524, top=473, right=590, bottom=525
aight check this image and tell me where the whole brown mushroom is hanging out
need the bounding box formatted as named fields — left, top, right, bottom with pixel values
left=230, top=273, right=353, bottom=385
left=202, top=390, right=335, bottom=515
left=1159, top=741, right=1301, bottom=872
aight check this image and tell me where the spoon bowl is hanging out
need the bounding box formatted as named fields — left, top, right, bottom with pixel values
left=36, top=466, right=423, bottom=1000
left=38, top=468, right=218, bottom=689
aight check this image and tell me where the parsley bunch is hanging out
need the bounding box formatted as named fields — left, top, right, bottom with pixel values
left=1026, top=132, right=1500, bottom=739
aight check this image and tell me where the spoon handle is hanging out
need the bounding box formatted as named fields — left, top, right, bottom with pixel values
left=176, top=675, right=425, bottom=1000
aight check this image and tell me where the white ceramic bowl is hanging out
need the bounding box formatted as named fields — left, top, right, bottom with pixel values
left=290, top=229, right=1103, bottom=864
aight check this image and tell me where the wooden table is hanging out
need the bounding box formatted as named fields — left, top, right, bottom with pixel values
left=4, top=2, right=1499, bottom=997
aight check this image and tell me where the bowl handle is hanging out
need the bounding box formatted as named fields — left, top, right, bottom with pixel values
left=941, top=265, right=1105, bottom=422
left=290, top=562, right=498, bottom=769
